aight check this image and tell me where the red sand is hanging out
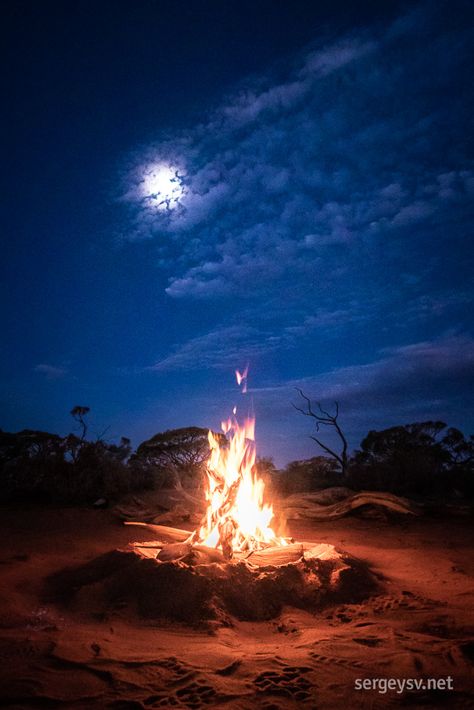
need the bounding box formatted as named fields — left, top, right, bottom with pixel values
left=0, top=506, right=473, bottom=708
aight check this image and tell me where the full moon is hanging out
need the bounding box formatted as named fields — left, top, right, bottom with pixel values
left=142, top=164, right=184, bottom=210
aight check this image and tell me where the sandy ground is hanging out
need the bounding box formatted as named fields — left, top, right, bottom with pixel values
left=0, top=505, right=473, bottom=708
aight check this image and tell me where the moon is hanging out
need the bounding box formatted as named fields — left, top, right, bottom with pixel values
left=142, top=164, right=185, bottom=210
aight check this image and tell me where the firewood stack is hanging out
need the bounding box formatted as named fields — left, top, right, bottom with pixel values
left=125, top=521, right=341, bottom=568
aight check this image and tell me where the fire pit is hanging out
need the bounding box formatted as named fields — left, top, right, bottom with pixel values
left=117, top=523, right=376, bottom=624
left=117, top=371, right=377, bottom=623
left=128, top=395, right=292, bottom=563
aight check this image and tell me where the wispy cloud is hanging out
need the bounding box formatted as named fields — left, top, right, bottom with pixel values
left=34, top=364, right=68, bottom=380
left=148, top=301, right=373, bottom=373
left=252, top=333, right=474, bottom=413
left=149, top=325, right=287, bottom=372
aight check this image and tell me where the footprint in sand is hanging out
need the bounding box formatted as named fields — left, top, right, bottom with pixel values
left=253, top=664, right=313, bottom=702
left=139, top=658, right=221, bottom=708
left=150, top=679, right=218, bottom=708
left=309, top=652, right=364, bottom=670
left=352, top=636, right=382, bottom=647
left=324, top=592, right=443, bottom=625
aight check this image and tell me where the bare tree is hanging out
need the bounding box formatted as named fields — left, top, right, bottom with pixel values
left=293, top=388, right=348, bottom=477
left=70, top=406, right=90, bottom=442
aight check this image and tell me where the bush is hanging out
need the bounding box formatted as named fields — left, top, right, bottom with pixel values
left=0, top=430, right=154, bottom=505
left=347, top=422, right=474, bottom=499
left=273, top=456, right=342, bottom=496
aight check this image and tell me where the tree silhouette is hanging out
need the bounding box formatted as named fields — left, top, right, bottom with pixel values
left=70, top=405, right=90, bottom=442
left=293, top=389, right=348, bottom=476
left=134, top=426, right=225, bottom=487
left=349, top=421, right=449, bottom=494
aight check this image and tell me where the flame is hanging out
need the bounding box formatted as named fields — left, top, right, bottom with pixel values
left=190, top=408, right=286, bottom=558
left=235, top=365, right=248, bottom=393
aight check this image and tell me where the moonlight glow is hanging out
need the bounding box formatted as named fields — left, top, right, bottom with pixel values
left=142, top=164, right=184, bottom=210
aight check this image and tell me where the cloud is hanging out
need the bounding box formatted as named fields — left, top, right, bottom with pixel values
left=301, top=38, right=377, bottom=77
left=253, top=333, right=474, bottom=411
left=391, top=200, right=436, bottom=227
left=149, top=325, right=286, bottom=372
left=284, top=306, right=368, bottom=337
left=403, top=291, right=472, bottom=323
left=34, top=364, right=68, bottom=380
left=118, top=3, right=472, bottom=317
left=148, top=300, right=376, bottom=373
left=314, top=334, right=474, bottom=403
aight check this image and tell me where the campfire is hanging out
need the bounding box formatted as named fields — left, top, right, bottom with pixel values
left=127, top=368, right=297, bottom=565
left=112, top=371, right=377, bottom=623
left=187, top=393, right=289, bottom=559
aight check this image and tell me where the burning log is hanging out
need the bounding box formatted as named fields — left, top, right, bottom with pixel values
left=244, top=542, right=303, bottom=566
left=157, top=542, right=192, bottom=561
left=130, top=536, right=333, bottom=568
left=189, top=544, right=228, bottom=564
left=125, top=525, right=345, bottom=569
left=183, top=403, right=293, bottom=559
left=124, top=521, right=189, bottom=542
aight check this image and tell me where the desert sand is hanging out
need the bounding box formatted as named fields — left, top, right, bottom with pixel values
left=0, top=504, right=472, bottom=708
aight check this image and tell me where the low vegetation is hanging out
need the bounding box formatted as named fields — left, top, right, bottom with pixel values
left=0, top=405, right=472, bottom=505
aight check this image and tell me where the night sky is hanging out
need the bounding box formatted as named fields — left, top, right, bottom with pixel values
left=2, top=1, right=473, bottom=465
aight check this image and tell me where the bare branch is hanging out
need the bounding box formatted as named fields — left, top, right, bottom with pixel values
left=309, top=436, right=344, bottom=467
left=70, top=405, right=90, bottom=442
left=96, top=425, right=111, bottom=442
left=293, top=388, right=348, bottom=476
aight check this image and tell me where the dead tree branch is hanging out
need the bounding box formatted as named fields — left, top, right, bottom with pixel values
left=70, top=405, right=90, bottom=443
left=292, top=388, right=348, bottom=476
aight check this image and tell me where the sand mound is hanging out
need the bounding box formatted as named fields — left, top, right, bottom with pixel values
left=44, top=542, right=378, bottom=626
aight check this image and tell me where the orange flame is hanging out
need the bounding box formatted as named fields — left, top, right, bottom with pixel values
left=190, top=375, right=286, bottom=558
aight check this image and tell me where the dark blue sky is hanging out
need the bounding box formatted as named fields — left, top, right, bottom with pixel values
left=2, top=1, right=473, bottom=465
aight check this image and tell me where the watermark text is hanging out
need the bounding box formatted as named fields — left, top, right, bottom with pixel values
left=355, top=677, right=454, bottom=695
